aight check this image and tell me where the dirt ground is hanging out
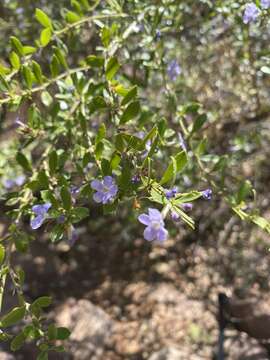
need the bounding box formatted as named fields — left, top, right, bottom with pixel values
left=1, top=202, right=270, bottom=360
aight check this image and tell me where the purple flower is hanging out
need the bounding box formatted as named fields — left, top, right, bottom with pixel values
left=138, top=208, right=168, bottom=242
left=171, top=210, right=180, bottom=222
left=2, top=179, right=14, bottom=189
left=30, top=203, right=51, bottom=230
left=91, top=176, right=118, bottom=204
left=155, top=29, right=161, bottom=39
left=57, top=214, right=66, bottom=224
left=243, top=3, right=260, bottom=24
left=131, top=174, right=141, bottom=184
left=14, top=175, right=26, bottom=186
left=261, top=0, right=270, bottom=9
left=202, top=189, right=212, bottom=200
left=165, top=187, right=178, bottom=199
left=167, top=60, right=181, bottom=81
left=2, top=175, right=26, bottom=189
left=182, top=203, right=193, bottom=211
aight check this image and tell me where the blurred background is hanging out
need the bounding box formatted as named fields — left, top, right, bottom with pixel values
left=0, top=0, right=270, bottom=359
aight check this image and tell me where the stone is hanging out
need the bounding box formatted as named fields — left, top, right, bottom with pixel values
left=149, top=347, right=192, bottom=360
left=0, top=352, right=16, bottom=360
left=56, top=298, right=115, bottom=360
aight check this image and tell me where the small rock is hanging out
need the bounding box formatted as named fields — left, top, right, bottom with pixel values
left=0, top=352, right=16, bottom=360
left=149, top=347, right=191, bottom=360
left=56, top=298, right=115, bottom=360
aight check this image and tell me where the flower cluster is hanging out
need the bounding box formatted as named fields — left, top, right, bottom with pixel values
left=165, top=186, right=178, bottom=199
left=167, top=60, right=181, bottom=81
left=91, top=176, right=118, bottom=204
left=2, top=175, right=25, bottom=189
left=243, top=1, right=270, bottom=24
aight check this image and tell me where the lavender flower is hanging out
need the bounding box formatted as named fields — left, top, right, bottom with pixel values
left=156, top=29, right=161, bottom=39
left=30, top=203, right=51, bottom=230
left=57, top=214, right=66, bottom=224
left=2, top=179, right=14, bottom=189
left=171, top=211, right=180, bottom=222
left=91, top=176, right=118, bottom=204
left=182, top=203, right=193, bottom=211
left=261, top=0, right=270, bottom=9
left=202, top=189, right=212, bottom=200
left=2, top=175, right=26, bottom=189
left=167, top=60, right=181, bottom=81
left=243, top=3, right=260, bottom=24
left=138, top=208, right=168, bottom=242
left=131, top=174, right=141, bottom=184
left=165, top=187, right=178, bottom=199
left=14, top=175, right=26, bottom=186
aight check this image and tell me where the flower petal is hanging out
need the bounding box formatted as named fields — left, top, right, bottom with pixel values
left=14, top=175, right=26, bottom=186
left=138, top=214, right=150, bottom=225
left=143, top=226, right=156, bottom=241
left=148, top=208, right=162, bottom=221
left=156, top=227, right=168, bottom=242
left=30, top=215, right=44, bottom=230
left=103, top=176, right=114, bottom=187
left=91, top=179, right=103, bottom=191
left=93, top=191, right=104, bottom=203
left=109, top=184, right=118, bottom=197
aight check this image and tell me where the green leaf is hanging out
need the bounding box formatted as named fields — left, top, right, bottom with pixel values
left=78, top=0, right=90, bottom=9
left=86, top=55, right=104, bottom=67
left=120, top=101, right=140, bottom=124
left=71, top=207, right=89, bottom=223
left=48, top=324, right=57, bottom=341
left=106, top=0, right=122, bottom=12
left=53, top=47, right=68, bottom=69
left=191, top=114, right=207, bottom=134
left=95, top=124, right=106, bottom=145
left=0, top=306, right=26, bottom=328
left=37, top=351, right=48, bottom=360
left=41, top=91, right=53, bottom=107
left=0, top=245, right=5, bottom=264
left=89, top=96, right=107, bottom=113
left=31, top=296, right=52, bottom=309
left=56, top=327, right=71, bottom=340
left=60, top=186, right=72, bottom=211
left=65, top=10, right=81, bottom=23
left=40, top=28, right=52, bottom=47
left=32, top=61, right=43, bottom=84
left=10, top=36, right=24, bottom=56
left=35, top=9, right=52, bottom=29
left=10, top=332, right=26, bottom=351
left=21, top=65, right=34, bottom=88
left=9, top=51, right=20, bottom=70
left=22, top=46, right=37, bottom=55
left=50, top=224, right=64, bottom=243
left=105, top=57, right=120, bottom=81
left=250, top=215, right=270, bottom=233
left=49, top=151, right=58, bottom=174
left=101, top=27, right=111, bottom=48
left=50, top=54, right=60, bottom=77
left=121, top=86, right=137, bottom=105
left=41, top=190, right=59, bottom=208
left=160, top=151, right=187, bottom=185
left=16, top=152, right=31, bottom=172
left=174, top=191, right=202, bottom=204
